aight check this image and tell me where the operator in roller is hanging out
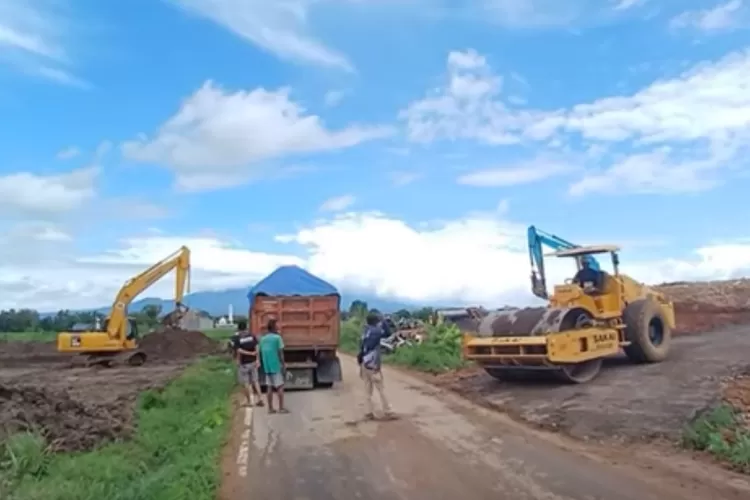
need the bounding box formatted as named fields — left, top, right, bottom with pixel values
left=573, top=258, right=602, bottom=293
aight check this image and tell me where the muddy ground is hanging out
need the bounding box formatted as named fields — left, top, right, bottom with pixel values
left=0, top=330, right=222, bottom=452
left=436, top=325, right=750, bottom=442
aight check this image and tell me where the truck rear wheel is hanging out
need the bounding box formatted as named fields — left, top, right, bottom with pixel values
left=623, top=299, right=671, bottom=363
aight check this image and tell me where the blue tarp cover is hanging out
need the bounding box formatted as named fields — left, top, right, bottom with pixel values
left=247, top=265, right=340, bottom=307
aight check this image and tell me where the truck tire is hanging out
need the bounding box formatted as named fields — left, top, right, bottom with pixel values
left=622, top=299, right=671, bottom=363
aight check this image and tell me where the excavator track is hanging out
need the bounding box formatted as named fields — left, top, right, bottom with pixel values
left=80, top=350, right=147, bottom=368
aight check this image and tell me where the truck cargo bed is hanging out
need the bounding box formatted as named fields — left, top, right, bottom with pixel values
left=251, top=295, right=340, bottom=347
left=251, top=294, right=342, bottom=389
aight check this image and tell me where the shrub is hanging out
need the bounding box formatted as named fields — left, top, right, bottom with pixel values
left=339, top=319, right=466, bottom=374
left=682, top=404, right=750, bottom=472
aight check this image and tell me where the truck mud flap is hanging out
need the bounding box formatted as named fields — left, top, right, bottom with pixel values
left=315, top=356, right=342, bottom=384
left=260, top=368, right=315, bottom=390
left=284, top=367, right=315, bottom=390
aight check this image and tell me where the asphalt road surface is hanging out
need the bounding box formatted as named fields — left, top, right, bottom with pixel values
left=226, top=356, right=750, bottom=500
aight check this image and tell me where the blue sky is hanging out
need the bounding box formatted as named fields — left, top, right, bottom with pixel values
left=2, top=0, right=750, bottom=311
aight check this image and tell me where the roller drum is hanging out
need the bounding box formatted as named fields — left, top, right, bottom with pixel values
left=474, top=307, right=592, bottom=338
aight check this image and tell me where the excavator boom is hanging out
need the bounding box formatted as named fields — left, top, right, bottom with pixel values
left=106, top=246, right=191, bottom=340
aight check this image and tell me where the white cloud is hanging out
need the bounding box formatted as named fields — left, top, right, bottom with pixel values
left=457, top=159, right=575, bottom=186
left=5, top=209, right=750, bottom=311
left=402, top=48, right=750, bottom=195
left=556, top=49, right=750, bottom=149
left=479, top=0, right=587, bottom=28
left=166, top=0, right=353, bottom=70
left=32, top=65, right=91, bottom=89
left=56, top=146, right=80, bottom=160
left=612, top=0, right=645, bottom=11
left=121, top=81, right=394, bottom=191
left=324, top=90, right=346, bottom=107
left=0, top=231, right=303, bottom=311
left=670, top=1, right=745, bottom=33
left=399, top=49, right=529, bottom=144
left=319, top=194, right=356, bottom=212
left=479, top=0, right=641, bottom=28
left=568, top=146, right=727, bottom=196
left=0, top=167, right=98, bottom=216
left=0, top=1, right=88, bottom=87
left=388, top=170, right=421, bottom=186
left=278, top=211, right=750, bottom=306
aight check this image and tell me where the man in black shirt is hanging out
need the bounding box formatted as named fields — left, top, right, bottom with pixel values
left=232, top=320, right=263, bottom=407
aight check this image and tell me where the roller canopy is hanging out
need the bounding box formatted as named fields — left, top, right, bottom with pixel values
left=247, top=265, right=341, bottom=308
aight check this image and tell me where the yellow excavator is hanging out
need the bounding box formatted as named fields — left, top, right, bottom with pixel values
left=462, top=226, right=675, bottom=384
left=57, top=246, right=191, bottom=367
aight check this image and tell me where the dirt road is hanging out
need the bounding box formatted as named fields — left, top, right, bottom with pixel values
left=436, top=325, right=750, bottom=441
left=223, top=356, right=750, bottom=500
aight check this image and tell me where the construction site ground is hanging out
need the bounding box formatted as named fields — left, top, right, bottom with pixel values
left=431, top=280, right=750, bottom=442
left=0, top=329, right=222, bottom=452
left=4, top=279, right=750, bottom=497
left=433, top=328, right=750, bottom=442
left=221, top=354, right=750, bottom=500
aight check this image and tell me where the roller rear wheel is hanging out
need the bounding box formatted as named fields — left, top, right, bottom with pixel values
left=623, top=299, right=671, bottom=363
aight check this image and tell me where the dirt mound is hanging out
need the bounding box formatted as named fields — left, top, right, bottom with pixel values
left=655, top=279, right=750, bottom=334
left=0, top=340, right=68, bottom=367
left=0, top=383, right=128, bottom=452
left=656, top=279, right=750, bottom=308
left=139, top=329, right=220, bottom=360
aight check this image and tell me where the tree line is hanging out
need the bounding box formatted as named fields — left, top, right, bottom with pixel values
left=0, top=300, right=438, bottom=333
left=0, top=305, right=168, bottom=333
left=343, top=300, right=436, bottom=322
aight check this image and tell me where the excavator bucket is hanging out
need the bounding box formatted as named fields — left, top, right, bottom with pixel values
left=160, top=303, right=190, bottom=330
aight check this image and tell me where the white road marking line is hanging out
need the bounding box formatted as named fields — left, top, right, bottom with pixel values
left=236, top=406, right=253, bottom=478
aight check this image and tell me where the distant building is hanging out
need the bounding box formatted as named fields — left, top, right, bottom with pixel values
left=179, top=309, right=214, bottom=331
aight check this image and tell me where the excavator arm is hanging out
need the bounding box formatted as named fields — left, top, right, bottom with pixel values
left=106, top=246, right=191, bottom=342
left=527, top=226, right=599, bottom=300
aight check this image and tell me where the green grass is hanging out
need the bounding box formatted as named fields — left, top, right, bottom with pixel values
left=202, top=327, right=237, bottom=342
left=682, top=404, right=750, bottom=472
left=340, top=319, right=467, bottom=374
left=0, top=356, right=236, bottom=500
left=0, top=331, right=56, bottom=343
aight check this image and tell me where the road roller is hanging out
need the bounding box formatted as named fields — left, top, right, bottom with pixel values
left=462, top=244, right=675, bottom=383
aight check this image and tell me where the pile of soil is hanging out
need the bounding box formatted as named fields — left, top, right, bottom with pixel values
left=671, top=301, right=750, bottom=335
left=0, top=383, right=128, bottom=452
left=139, top=329, right=221, bottom=360
left=655, top=279, right=750, bottom=335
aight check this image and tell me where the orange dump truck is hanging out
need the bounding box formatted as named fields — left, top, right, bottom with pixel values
left=247, top=265, right=343, bottom=390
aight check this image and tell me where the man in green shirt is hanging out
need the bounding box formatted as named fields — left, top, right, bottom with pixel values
left=259, top=319, right=289, bottom=413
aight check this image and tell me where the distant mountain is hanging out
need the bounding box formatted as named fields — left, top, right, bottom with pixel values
left=86, top=286, right=418, bottom=317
